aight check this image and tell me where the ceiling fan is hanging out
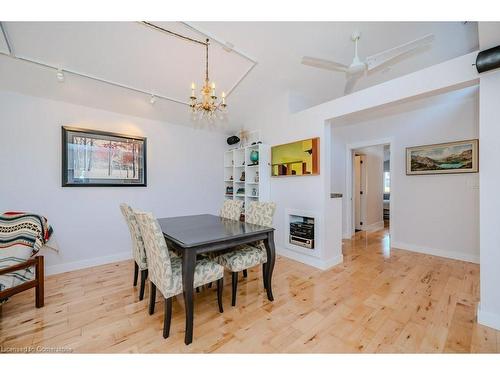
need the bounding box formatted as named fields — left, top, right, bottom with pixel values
left=301, top=31, right=435, bottom=94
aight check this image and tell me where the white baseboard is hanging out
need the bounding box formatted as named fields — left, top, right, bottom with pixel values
left=477, top=303, right=500, bottom=330
left=276, top=246, right=343, bottom=270
left=391, top=241, right=479, bottom=264
left=46, top=251, right=132, bottom=275
left=362, top=220, right=385, bottom=232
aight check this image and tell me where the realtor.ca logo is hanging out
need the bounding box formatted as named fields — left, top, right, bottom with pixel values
left=0, top=345, right=73, bottom=353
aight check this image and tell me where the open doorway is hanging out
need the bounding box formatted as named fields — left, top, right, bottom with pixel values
left=350, top=142, right=391, bottom=236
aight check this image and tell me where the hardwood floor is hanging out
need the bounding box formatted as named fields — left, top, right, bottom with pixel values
left=1, top=228, right=498, bottom=353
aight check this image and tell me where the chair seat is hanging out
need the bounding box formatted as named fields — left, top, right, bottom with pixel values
left=215, top=245, right=267, bottom=272
left=163, top=256, right=224, bottom=298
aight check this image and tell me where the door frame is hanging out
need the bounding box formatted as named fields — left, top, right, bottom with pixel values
left=345, top=137, right=394, bottom=240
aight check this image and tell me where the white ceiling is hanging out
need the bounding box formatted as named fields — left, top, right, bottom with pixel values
left=0, top=21, right=479, bottom=131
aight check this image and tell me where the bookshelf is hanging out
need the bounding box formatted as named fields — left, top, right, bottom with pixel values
left=224, top=143, right=270, bottom=219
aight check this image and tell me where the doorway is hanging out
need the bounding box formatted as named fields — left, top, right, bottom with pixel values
left=346, top=139, right=393, bottom=242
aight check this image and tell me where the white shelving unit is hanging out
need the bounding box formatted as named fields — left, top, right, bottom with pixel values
left=224, top=143, right=270, bottom=219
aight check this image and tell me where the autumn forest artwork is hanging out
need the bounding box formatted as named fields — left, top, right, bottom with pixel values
left=406, top=139, right=478, bottom=175
left=62, top=127, right=146, bottom=186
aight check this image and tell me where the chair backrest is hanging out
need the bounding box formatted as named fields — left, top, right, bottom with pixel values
left=246, top=201, right=276, bottom=227
left=135, top=212, right=173, bottom=296
left=220, top=199, right=244, bottom=221
left=119, top=204, right=148, bottom=270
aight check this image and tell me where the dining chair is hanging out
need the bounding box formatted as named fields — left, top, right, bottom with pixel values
left=135, top=212, right=224, bottom=339
left=215, top=201, right=276, bottom=306
left=120, top=204, right=179, bottom=300
left=220, top=199, right=244, bottom=221
left=120, top=203, right=149, bottom=300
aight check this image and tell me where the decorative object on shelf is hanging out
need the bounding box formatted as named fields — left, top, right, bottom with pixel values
left=62, top=126, right=146, bottom=187
left=189, top=39, right=227, bottom=121
left=249, top=149, right=259, bottom=165
left=230, top=175, right=233, bottom=181
left=252, top=187, right=257, bottom=196
left=406, top=139, right=479, bottom=175
left=239, top=171, right=245, bottom=181
left=254, top=171, right=259, bottom=183
left=226, top=186, right=233, bottom=195
left=227, top=136, right=240, bottom=145
left=271, top=137, right=320, bottom=177
left=236, top=188, right=245, bottom=195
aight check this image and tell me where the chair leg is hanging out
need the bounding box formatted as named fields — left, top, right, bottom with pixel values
left=243, top=269, right=248, bottom=278
left=163, top=297, right=173, bottom=338
left=217, top=278, right=224, bottom=313
left=196, top=287, right=200, bottom=293
left=35, top=256, right=44, bottom=308
left=133, top=262, right=139, bottom=286
left=231, top=272, right=238, bottom=307
left=149, top=281, right=157, bottom=315
left=139, top=269, right=148, bottom=301
left=207, top=282, right=212, bottom=288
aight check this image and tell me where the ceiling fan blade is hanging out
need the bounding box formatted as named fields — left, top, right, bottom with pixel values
left=344, top=74, right=360, bottom=95
left=365, top=33, right=435, bottom=71
left=301, top=56, right=348, bottom=73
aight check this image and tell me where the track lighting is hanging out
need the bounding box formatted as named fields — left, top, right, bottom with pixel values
left=149, top=95, right=157, bottom=105
left=56, top=68, right=65, bottom=83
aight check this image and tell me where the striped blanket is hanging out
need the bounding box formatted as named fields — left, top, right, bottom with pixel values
left=0, top=212, right=53, bottom=294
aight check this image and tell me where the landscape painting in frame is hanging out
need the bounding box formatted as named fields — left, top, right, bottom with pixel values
left=62, top=126, right=147, bottom=186
left=406, top=139, right=478, bottom=175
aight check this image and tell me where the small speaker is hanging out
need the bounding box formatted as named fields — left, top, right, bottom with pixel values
left=476, top=45, right=500, bottom=73
left=227, top=136, right=240, bottom=145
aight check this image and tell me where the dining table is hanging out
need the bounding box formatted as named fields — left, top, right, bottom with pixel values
left=157, top=213, right=276, bottom=345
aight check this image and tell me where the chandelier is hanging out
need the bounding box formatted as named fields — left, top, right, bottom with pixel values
left=189, top=39, right=227, bottom=120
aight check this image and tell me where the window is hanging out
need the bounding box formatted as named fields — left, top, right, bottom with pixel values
left=384, top=171, right=391, bottom=193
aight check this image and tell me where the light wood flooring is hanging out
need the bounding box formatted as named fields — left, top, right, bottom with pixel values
left=1, top=228, right=498, bottom=353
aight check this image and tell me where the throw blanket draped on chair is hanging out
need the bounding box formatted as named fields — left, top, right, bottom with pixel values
left=0, top=212, right=53, bottom=292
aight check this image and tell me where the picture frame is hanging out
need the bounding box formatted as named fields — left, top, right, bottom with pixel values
left=62, top=126, right=147, bottom=187
left=406, top=139, right=478, bottom=175
left=271, top=137, right=320, bottom=177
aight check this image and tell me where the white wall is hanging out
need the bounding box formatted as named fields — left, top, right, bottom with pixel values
left=240, top=52, right=479, bottom=270
left=478, top=69, right=500, bottom=329
left=332, top=87, right=479, bottom=263
left=353, top=145, right=384, bottom=231
left=0, top=90, right=226, bottom=274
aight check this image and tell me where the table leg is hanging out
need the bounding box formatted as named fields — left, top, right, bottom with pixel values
left=182, top=250, right=196, bottom=345
left=264, top=231, right=276, bottom=301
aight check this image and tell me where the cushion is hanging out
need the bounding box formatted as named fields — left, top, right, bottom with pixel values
left=164, top=256, right=225, bottom=298
left=215, top=245, right=267, bottom=272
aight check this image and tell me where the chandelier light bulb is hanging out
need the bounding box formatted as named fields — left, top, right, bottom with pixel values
left=149, top=95, right=157, bottom=105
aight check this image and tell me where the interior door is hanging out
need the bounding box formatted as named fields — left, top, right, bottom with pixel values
left=354, top=154, right=366, bottom=231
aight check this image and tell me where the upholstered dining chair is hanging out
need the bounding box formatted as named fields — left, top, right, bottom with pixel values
left=135, top=212, right=224, bottom=339
left=220, top=199, right=244, bottom=221
left=120, top=204, right=179, bottom=300
left=120, top=203, right=149, bottom=300
left=215, top=201, right=276, bottom=306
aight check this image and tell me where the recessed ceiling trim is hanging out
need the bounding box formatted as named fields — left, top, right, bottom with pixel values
left=0, top=22, right=13, bottom=55
left=1, top=22, right=257, bottom=107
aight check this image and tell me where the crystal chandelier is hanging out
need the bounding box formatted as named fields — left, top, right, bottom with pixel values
left=190, top=39, right=227, bottom=120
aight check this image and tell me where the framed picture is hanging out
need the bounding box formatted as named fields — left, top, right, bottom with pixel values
left=406, top=139, right=478, bottom=175
left=62, top=126, right=147, bottom=186
left=271, top=137, right=320, bottom=177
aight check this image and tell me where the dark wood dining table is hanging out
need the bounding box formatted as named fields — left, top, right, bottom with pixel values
left=157, top=214, right=276, bottom=345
